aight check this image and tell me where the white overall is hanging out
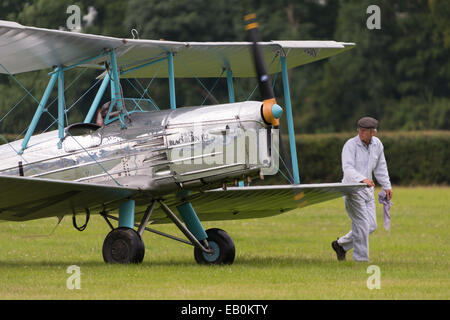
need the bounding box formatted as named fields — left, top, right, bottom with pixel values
left=338, top=135, right=391, bottom=261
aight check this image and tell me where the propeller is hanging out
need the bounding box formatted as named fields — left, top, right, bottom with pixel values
left=245, top=14, right=295, bottom=183
left=244, top=13, right=283, bottom=127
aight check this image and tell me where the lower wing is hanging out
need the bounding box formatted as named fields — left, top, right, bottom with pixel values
left=0, top=175, right=139, bottom=221
left=143, top=183, right=366, bottom=224
left=0, top=175, right=364, bottom=223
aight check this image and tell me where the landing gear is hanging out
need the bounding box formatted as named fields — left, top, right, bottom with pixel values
left=102, top=227, right=145, bottom=264
left=194, top=228, right=235, bottom=265
left=100, top=200, right=236, bottom=265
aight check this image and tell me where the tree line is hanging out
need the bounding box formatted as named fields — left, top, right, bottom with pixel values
left=0, top=0, right=448, bottom=136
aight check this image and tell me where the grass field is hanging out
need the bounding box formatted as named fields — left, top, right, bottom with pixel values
left=0, top=187, right=448, bottom=300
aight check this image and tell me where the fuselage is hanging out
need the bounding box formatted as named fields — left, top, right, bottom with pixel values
left=0, top=101, right=278, bottom=194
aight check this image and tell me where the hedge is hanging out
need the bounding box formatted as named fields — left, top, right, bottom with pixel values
left=292, top=131, right=450, bottom=186
left=1, top=131, right=449, bottom=185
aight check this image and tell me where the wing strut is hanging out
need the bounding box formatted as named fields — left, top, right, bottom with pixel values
left=167, top=51, right=177, bottom=109
left=19, top=67, right=60, bottom=154
left=106, top=49, right=127, bottom=128
left=280, top=55, right=300, bottom=184
left=226, top=68, right=235, bottom=103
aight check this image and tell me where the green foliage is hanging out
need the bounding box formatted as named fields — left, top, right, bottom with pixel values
left=381, top=97, right=450, bottom=130
left=0, top=1, right=448, bottom=134
left=299, top=0, right=450, bottom=132
left=294, top=131, right=450, bottom=185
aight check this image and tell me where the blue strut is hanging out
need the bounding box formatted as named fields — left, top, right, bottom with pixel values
left=226, top=68, right=235, bottom=103
left=109, top=49, right=126, bottom=127
left=176, top=202, right=207, bottom=241
left=280, top=56, right=300, bottom=184
left=118, top=200, right=135, bottom=229
left=57, top=68, right=65, bottom=149
left=20, top=69, right=59, bottom=154
left=167, top=52, right=176, bottom=109
left=84, top=73, right=110, bottom=124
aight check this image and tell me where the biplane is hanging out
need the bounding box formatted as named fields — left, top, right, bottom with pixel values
left=0, top=15, right=364, bottom=264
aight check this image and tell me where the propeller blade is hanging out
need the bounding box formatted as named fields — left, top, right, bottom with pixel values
left=244, top=13, right=282, bottom=127
left=244, top=13, right=274, bottom=101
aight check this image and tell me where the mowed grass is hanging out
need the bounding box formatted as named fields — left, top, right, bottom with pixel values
left=0, top=187, right=448, bottom=300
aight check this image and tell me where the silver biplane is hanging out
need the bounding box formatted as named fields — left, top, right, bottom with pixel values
left=0, top=15, right=363, bottom=264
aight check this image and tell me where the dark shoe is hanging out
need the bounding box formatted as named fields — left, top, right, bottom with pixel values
left=332, top=239, right=346, bottom=261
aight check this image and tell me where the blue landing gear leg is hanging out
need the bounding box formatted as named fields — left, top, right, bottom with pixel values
left=159, top=200, right=236, bottom=265
left=102, top=199, right=145, bottom=264
left=177, top=202, right=235, bottom=264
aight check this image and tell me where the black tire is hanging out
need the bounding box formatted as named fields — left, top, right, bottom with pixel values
left=102, top=227, right=145, bottom=264
left=194, top=228, right=235, bottom=265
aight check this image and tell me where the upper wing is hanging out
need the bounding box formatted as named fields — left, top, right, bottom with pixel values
left=0, top=21, right=123, bottom=75
left=0, top=175, right=139, bottom=221
left=143, top=183, right=365, bottom=224
left=117, top=40, right=355, bottom=78
left=0, top=20, right=354, bottom=77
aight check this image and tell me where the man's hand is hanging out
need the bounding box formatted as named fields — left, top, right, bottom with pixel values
left=362, top=179, right=375, bottom=187
left=385, top=189, right=393, bottom=200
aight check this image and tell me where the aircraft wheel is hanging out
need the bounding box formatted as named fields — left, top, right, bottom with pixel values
left=102, top=227, right=145, bottom=264
left=194, top=228, right=235, bottom=265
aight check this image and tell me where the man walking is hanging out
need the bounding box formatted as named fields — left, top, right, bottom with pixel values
left=332, top=117, right=392, bottom=262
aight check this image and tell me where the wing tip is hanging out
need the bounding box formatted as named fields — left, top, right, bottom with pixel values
left=0, top=20, right=24, bottom=29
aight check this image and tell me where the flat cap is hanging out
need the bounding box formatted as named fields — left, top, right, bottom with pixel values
left=357, top=116, right=378, bottom=129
